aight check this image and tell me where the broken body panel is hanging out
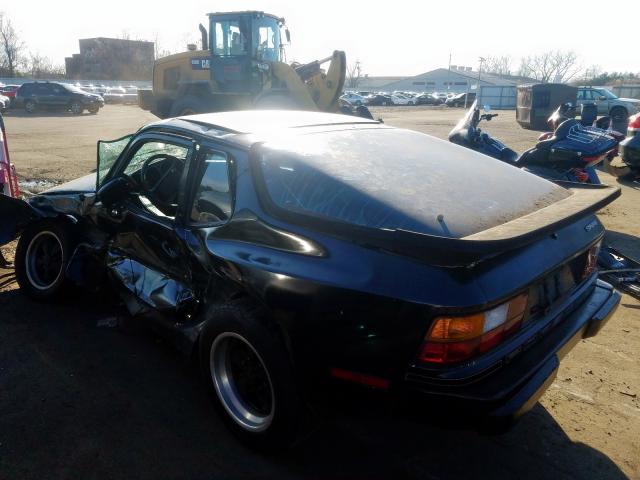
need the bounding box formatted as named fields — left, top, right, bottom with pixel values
left=0, top=111, right=622, bottom=426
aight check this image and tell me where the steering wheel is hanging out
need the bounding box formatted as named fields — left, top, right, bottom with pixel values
left=140, top=154, right=182, bottom=211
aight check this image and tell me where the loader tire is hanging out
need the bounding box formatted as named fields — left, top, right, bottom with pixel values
left=170, top=95, right=205, bottom=117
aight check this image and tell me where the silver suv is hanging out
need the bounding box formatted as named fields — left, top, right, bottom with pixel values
left=577, top=87, right=640, bottom=122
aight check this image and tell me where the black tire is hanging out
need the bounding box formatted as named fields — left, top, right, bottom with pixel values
left=199, top=301, right=304, bottom=451
left=15, top=220, right=75, bottom=302
left=169, top=95, right=205, bottom=117
left=70, top=101, right=83, bottom=115
left=381, top=101, right=388, bottom=106
left=408, top=101, right=414, bottom=105
left=25, top=100, right=36, bottom=114
left=88, top=105, right=100, bottom=114
left=610, top=107, right=628, bottom=123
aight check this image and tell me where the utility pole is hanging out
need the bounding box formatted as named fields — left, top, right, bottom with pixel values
left=466, top=56, right=485, bottom=109
left=447, top=52, right=451, bottom=94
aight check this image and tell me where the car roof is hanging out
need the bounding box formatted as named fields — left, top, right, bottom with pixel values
left=152, top=111, right=380, bottom=144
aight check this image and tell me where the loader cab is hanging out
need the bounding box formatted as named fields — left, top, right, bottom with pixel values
left=208, top=11, right=286, bottom=93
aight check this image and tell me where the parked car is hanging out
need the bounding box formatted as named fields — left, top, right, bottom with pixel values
left=0, top=94, right=9, bottom=112
left=390, top=94, right=415, bottom=105
left=0, top=110, right=621, bottom=450
left=365, top=94, right=393, bottom=106
left=445, top=92, right=476, bottom=107
left=432, top=92, right=449, bottom=102
left=14, top=82, right=104, bottom=115
left=577, top=87, right=640, bottom=123
left=103, top=87, right=128, bottom=104
left=416, top=93, right=441, bottom=105
left=0, top=85, right=20, bottom=106
left=340, top=92, right=367, bottom=106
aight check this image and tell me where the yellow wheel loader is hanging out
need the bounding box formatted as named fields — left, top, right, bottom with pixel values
left=138, top=11, right=368, bottom=119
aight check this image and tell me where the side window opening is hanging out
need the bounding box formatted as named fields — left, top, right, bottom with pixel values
left=190, top=150, right=232, bottom=224
left=122, top=140, right=190, bottom=220
left=97, top=135, right=133, bottom=187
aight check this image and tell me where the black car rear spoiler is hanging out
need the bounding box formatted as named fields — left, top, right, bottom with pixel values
left=385, top=183, right=620, bottom=267
left=312, top=183, right=617, bottom=268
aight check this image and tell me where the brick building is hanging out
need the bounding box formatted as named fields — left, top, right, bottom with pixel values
left=65, top=38, right=154, bottom=81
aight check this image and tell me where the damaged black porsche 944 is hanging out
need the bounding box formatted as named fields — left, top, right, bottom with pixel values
left=0, top=111, right=622, bottom=449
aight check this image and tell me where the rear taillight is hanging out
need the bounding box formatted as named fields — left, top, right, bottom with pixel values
left=628, top=114, right=640, bottom=134
left=582, top=241, right=602, bottom=279
left=417, top=293, right=528, bottom=365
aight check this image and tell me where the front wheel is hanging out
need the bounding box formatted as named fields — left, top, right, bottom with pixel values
left=70, top=101, right=83, bottom=115
left=88, top=105, right=100, bottom=114
left=199, top=302, right=305, bottom=450
left=15, top=220, right=75, bottom=301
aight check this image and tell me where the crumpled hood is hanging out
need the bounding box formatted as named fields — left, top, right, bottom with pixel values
left=44, top=173, right=96, bottom=194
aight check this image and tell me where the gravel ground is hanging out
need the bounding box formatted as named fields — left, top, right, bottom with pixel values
left=0, top=105, right=638, bottom=479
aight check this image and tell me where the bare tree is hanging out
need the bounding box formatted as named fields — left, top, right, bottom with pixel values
left=484, top=55, right=513, bottom=77
left=347, top=61, right=362, bottom=89
left=153, top=32, right=175, bottom=59
left=0, top=12, right=24, bottom=77
left=518, top=50, right=581, bottom=83
left=28, top=51, right=64, bottom=78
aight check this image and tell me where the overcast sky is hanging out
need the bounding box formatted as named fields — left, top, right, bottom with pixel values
left=3, top=0, right=639, bottom=76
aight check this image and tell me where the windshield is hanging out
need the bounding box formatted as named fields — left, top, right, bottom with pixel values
left=451, top=99, right=479, bottom=132
left=253, top=16, right=281, bottom=61
left=597, top=89, right=617, bottom=100
left=64, top=84, right=89, bottom=94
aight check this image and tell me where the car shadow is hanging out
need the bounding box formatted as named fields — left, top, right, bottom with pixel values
left=614, top=174, right=640, bottom=190
left=0, top=280, right=629, bottom=480
left=3, top=109, right=95, bottom=118
left=604, top=230, right=640, bottom=260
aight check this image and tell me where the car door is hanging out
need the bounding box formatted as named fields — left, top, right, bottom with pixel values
left=179, top=143, right=235, bottom=288
left=592, top=89, right=609, bottom=115
left=576, top=88, right=587, bottom=110
left=49, top=84, right=69, bottom=108
left=99, top=132, right=198, bottom=318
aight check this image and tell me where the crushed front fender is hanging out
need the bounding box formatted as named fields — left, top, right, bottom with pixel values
left=0, top=195, right=42, bottom=244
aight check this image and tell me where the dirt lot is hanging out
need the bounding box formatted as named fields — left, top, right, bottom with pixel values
left=0, top=105, right=638, bottom=479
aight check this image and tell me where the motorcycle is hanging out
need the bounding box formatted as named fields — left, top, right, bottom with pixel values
left=0, top=112, right=20, bottom=199
left=449, top=100, right=619, bottom=183
left=607, top=112, right=640, bottom=178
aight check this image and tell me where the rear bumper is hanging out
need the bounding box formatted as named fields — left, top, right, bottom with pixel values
left=403, top=279, right=620, bottom=431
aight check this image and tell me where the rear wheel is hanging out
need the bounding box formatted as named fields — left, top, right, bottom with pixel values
left=610, top=107, right=628, bottom=123
left=15, top=220, right=75, bottom=301
left=70, top=101, right=83, bottom=115
left=25, top=100, right=36, bottom=113
left=199, top=302, right=305, bottom=450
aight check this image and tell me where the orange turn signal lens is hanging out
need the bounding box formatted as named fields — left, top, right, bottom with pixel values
left=428, top=314, right=485, bottom=341
left=419, top=292, right=529, bottom=364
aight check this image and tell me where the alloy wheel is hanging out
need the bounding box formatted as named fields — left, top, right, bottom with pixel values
left=210, top=332, right=275, bottom=432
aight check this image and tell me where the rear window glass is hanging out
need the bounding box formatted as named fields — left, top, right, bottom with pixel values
left=258, top=129, right=569, bottom=237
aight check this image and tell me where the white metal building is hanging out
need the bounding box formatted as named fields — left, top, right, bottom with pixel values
left=353, top=67, right=533, bottom=109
